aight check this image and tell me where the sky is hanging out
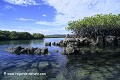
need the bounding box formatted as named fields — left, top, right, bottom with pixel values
left=0, top=0, right=120, bottom=35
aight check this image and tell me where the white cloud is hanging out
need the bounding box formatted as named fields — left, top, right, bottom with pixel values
left=4, top=5, right=14, bottom=10
left=34, top=0, right=120, bottom=34
left=3, top=0, right=41, bottom=6
left=36, top=21, right=50, bottom=25
left=42, top=0, right=120, bottom=26
left=36, top=21, right=66, bottom=26
left=42, top=14, right=47, bottom=17
left=17, top=17, right=36, bottom=21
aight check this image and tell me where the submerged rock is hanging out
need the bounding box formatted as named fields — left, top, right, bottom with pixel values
left=38, top=62, right=49, bottom=70
left=31, top=62, right=38, bottom=68
left=54, top=50, right=59, bottom=53
left=50, top=62, right=60, bottom=68
left=90, top=72, right=104, bottom=80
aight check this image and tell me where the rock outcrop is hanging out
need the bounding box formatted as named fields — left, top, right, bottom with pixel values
left=45, top=42, right=51, bottom=46
left=6, top=46, right=48, bottom=55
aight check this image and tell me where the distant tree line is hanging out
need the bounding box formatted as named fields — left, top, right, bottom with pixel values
left=66, top=13, right=120, bottom=46
left=45, top=34, right=73, bottom=38
left=0, top=30, right=44, bottom=40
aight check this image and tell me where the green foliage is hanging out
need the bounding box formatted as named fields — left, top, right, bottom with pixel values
left=32, top=33, right=44, bottom=39
left=66, top=14, right=120, bottom=37
left=0, top=30, right=44, bottom=40
left=45, top=34, right=66, bottom=38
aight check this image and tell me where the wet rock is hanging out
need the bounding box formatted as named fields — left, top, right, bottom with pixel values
left=31, top=62, right=38, bottom=68
left=52, top=42, right=56, bottom=46
left=65, top=44, right=81, bottom=54
left=58, top=43, right=64, bottom=46
left=6, top=46, right=23, bottom=53
left=65, top=44, right=74, bottom=54
left=45, top=42, right=51, bottom=46
left=41, top=48, right=48, bottom=54
left=52, top=40, right=67, bottom=47
left=16, top=62, right=29, bottom=68
left=74, top=42, right=81, bottom=46
left=54, top=50, right=59, bottom=53
left=65, top=68, right=89, bottom=80
left=50, top=62, right=60, bottom=68
left=34, top=48, right=41, bottom=54
left=49, top=73, right=66, bottom=80
left=20, top=49, right=27, bottom=53
left=38, top=62, right=49, bottom=70
left=6, top=46, right=49, bottom=55
left=90, top=72, right=104, bottom=80
left=65, top=38, right=76, bottom=42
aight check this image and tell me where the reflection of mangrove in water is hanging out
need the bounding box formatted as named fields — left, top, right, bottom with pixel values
left=0, top=40, right=32, bottom=45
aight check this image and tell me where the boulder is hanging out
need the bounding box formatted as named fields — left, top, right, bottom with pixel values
left=27, top=47, right=35, bottom=54
left=34, top=48, right=41, bottom=54
left=52, top=42, right=56, bottom=45
left=20, top=49, right=27, bottom=53
left=38, top=62, right=49, bottom=70
left=52, top=40, right=67, bottom=47
left=65, top=44, right=81, bottom=54
left=65, top=38, right=76, bottom=42
left=41, top=48, right=48, bottom=54
left=45, top=42, right=51, bottom=46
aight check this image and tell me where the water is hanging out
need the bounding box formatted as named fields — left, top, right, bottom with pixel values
left=0, top=38, right=120, bottom=80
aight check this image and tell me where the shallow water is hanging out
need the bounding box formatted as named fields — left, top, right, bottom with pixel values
left=0, top=38, right=120, bottom=80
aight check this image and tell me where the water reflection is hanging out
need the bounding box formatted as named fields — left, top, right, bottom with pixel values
left=0, top=40, right=31, bottom=45
left=0, top=38, right=120, bottom=80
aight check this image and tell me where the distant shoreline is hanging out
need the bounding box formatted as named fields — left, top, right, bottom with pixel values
left=0, top=30, right=44, bottom=41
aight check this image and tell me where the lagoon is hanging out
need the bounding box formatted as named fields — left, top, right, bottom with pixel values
left=0, top=38, right=120, bottom=80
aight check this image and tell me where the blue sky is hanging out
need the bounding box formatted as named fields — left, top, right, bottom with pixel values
left=0, top=0, right=120, bottom=35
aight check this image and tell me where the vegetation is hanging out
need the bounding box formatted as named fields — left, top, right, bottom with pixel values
left=32, top=33, right=44, bottom=39
left=66, top=13, right=120, bottom=46
left=45, top=34, right=66, bottom=38
left=0, top=30, right=44, bottom=40
left=45, top=34, right=73, bottom=38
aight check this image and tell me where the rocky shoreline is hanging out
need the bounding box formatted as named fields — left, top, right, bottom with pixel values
left=45, top=38, right=120, bottom=58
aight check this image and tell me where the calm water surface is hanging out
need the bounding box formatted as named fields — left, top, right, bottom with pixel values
left=0, top=38, right=120, bottom=80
